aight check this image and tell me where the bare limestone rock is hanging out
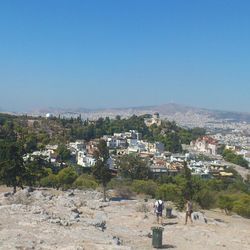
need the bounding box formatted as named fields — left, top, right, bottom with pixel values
left=1, top=188, right=250, bottom=249
left=192, top=211, right=208, bottom=224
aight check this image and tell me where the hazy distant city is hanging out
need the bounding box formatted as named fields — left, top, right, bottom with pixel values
left=14, top=102, right=250, bottom=150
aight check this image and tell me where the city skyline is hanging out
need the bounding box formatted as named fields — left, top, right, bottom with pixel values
left=0, top=0, right=250, bottom=112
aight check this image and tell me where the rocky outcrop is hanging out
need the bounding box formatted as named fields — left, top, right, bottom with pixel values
left=0, top=187, right=250, bottom=249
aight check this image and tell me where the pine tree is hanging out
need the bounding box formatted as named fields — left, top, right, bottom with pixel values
left=0, top=142, right=25, bottom=193
left=92, top=140, right=112, bottom=201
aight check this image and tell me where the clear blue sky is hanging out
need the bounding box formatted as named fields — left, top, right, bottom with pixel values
left=0, top=0, right=249, bottom=112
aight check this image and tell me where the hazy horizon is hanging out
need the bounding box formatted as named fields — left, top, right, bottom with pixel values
left=0, top=1, right=250, bottom=113
left=2, top=102, right=250, bottom=115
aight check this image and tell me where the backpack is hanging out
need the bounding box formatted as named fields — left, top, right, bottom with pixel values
left=157, top=201, right=163, bottom=212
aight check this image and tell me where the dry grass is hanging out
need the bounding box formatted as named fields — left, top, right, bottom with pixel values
left=136, top=203, right=150, bottom=213
left=0, top=185, right=14, bottom=193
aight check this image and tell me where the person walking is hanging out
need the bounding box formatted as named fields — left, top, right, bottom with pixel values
left=185, top=199, right=193, bottom=225
left=154, top=199, right=164, bottom=225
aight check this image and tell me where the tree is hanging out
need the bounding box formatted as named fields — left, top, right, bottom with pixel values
left=189, top=127, right=206, bottom=140
left=222, top=149, right=249, bottom=168
left=132, top=180, right=158, bottom=197
left=57, top=167, right=78, bottom=189
left=92, top=140, right=112, bottom=201
left=24, top=156, right=48, bottom=187
left=23, top=134, right=38, bottom=153
left=117, top=154, right=150, bottom=180
left=56, top=144, right=71, bottom=162
left=246, top=174, right=250, bottom=183
left=0, top=142, right=25, bottom=193
left=115, top=115, right=121, bottom=120
left=194, top=189, right=216, bottom=209
left=218, top=194, right=235, bottom=215
left=40, top=169, right=58, bottom=188
left=163, top=132, right=182, bottom=153
left=0, top=120, right=16, bottom=141
left=182, top=161, right=194, bottom=199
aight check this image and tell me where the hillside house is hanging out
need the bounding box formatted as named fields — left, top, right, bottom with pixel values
left=77, top=150, right=96, bottom=167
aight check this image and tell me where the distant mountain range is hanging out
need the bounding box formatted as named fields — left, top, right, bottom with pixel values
left=24, top=103, right=250, bottom=124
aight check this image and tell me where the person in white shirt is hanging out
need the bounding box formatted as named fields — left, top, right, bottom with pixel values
left=154, top=199, right=164, bottom=224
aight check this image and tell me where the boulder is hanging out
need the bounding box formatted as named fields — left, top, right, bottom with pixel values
left=192, top=211, right=208, bottom=224
left=70, top=212, right=80, bottom=221
left=3, top=192, right=12, bottom=197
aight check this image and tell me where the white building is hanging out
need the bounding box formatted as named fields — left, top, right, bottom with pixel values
left=77, top=150, right=96, bottom=167
left=45, top=144, right=58, bottom=151
left=103, top=135, right=127, bottom=148
left=23, top=149, right=55, bottom=162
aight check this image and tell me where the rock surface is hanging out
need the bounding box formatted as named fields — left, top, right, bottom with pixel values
left=0, top=187, right=250, bottom=249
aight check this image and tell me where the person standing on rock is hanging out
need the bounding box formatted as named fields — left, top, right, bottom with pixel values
left=185, top=199, right=193, bottom=225
left=154, top=199, right=164, bottom=225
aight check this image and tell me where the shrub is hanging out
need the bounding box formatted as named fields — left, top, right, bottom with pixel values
left=227, top=180, right=249, bottom=193
left=136, top=203, right=150, bottom=213
left=73, top=174, right=98, bottom=189
left=115, top=186, right=134, bottom=199
left=156, top=183, right=181, bottom=202
left=175, top=196, right=186, bottom=211
left=217, top=194, right=235, bottom=214
left=206, top=179, right=225, bottom=192
left=194, top=189, right=216, bottom=209
left=107, top=178, right=132, bottom=189
left=107, top=178, right=134, bottom=199
left=40, top=174, right=58, bottom=188
left=232, top=194, right=250, bottom=218
left=132, top=180, right=158, bottom=197
left=57, top=167, right=78, bottom=189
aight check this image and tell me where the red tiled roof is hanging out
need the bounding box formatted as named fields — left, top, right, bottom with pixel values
left=197, top=136, right=218, bottom=145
